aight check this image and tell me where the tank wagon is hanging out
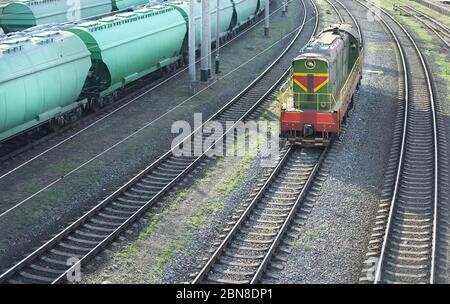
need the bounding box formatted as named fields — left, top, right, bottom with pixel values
left=279, top=24, right=363, bottom=146
left=0, top=0, right=267, bottom=142
left=0, top=31, right=91, bottom=141
left=172, top=0, right=234, bottom=49
left=0, top=0, right=150, bottom=33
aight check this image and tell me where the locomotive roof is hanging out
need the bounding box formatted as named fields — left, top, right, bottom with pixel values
left=295, top=23, right=359, bottom=61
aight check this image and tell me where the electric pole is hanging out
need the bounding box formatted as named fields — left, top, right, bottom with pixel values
left=201, top=0, right=210, bottom=82
left=215, top=0, right=220, bottom=74
left=189, top=0, right=196, bottom=92
left=207, top=0, right=212, bottom=78
left=264, top=0, right=270, bottom=36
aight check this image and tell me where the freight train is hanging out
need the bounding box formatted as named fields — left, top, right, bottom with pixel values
left=0, top=0, right=268, bottom=142
left=0, top=0, right=152, bottom=33
left=279, top=23, right=363, bottom=146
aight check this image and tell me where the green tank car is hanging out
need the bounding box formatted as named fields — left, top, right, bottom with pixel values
left=170, top=0, right=235, bottom=49
left=233, top=0, right=260, bottom=27
left=68, top=4, right=188, bottom=97
left=0, top=31, right=92, bottom=141
left=0, top=0, right=113, bottom=32
left=112, top=0, right=150, bottom=10
left=0, top=0, right=151, bottom=33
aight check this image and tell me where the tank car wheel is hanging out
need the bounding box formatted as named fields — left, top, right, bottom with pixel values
left=50, top=117, right=64, bottom=131
left=50, top=122, right=61, bottom=132
left=92, top=96, right=104, bottom=111
left=98, top=96, right=106, bottom=108
left=106, top=95, right=114, bottom=105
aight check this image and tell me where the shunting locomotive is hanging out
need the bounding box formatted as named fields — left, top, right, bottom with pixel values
left=279, top=23, right=363, bottom=146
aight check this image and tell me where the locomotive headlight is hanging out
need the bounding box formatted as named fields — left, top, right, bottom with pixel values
left=305, top=59, right=315, bottom=69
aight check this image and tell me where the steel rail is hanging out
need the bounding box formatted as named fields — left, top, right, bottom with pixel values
left=396, top=4, right=450, bottom=48
left=252, top=0, right=363, bottom=283
left=355, top=0, right=438, bottom=284
left=335, top=0, right=363, bottom=45
left=250, top=146, right=327, bottom=283
left=325, top=0, right=344, bottom=23
left=401, top=2, right=450, bottom=34
left=192, top=0, right=322, bottom=285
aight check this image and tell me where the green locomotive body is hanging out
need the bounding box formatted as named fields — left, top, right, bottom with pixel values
left=280, top=24, right=363, bottom=145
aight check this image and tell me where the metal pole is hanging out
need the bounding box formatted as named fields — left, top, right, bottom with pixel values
left=264, top=0, right=270, bottom=36
left=215, top=0, right=220, bottom=74
left=189, top=0, right=196, bottom=91
left=207, top=0, right=212, bottom=78
left=201, top=0, right=209, bottom=82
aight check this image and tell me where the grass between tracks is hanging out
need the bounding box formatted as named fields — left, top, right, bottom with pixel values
left=145, top=103, right=280, bottom=283
left=380, top=0, right=450, bottom=103
left=291, top=223, right=329, bottom=252
left=86, top=94, right=280, bottom=283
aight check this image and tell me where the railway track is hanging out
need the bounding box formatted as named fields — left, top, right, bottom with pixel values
left=190, top=0, right=360, bottom=285
left=0, top=0, right=318, bottom=284
left=356, top=0, right=442, bottom=284
left=396, top=2, right=450, bottom=48
left=192, top=145, right=326, bottom=284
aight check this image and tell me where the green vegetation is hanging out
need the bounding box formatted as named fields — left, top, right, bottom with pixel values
left=380, top=0, right=450, bottom=102
left=219, top=152, right=253, bottom=196
left=115, top=188, right=193, bottom=260
left=394, top=0, right=450, bottom=27
left=291, top=223, right=329, bottom=252
left=315, top=0, right=341, bottom=25
left=146, top=234, right=191, bottom=283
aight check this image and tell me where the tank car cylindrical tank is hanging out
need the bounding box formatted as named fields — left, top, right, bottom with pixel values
left=170, top=0, right=234, bottom=49
left=0, top=0, right=113, bottom=33
left=0, top=31, right=92, bottom=141
left=0, top=0, right=151, bottom=33
left=68, top=5, right=188, bottom=96
left=112, top=0, right=150, bottom=10
left=233, top=0, right=259, bottom=27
